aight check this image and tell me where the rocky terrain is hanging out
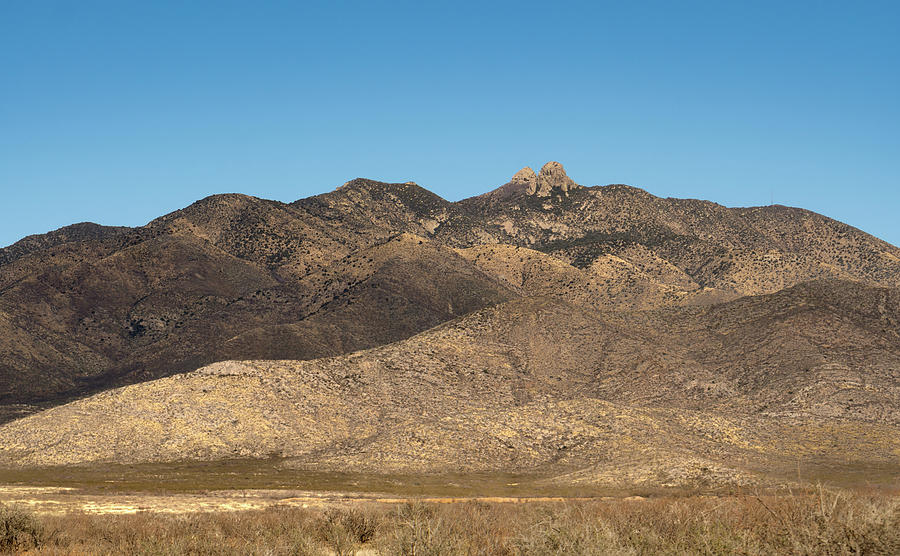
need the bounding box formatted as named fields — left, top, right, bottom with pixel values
left=2, top=280, right=899, bottom=486
left=1, top=162, right=898, bottom=488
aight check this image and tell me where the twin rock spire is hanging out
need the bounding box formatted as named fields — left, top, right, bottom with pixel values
left=510, top=161, right=580, bottom=197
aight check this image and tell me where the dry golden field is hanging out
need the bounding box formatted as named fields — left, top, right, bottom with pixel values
left=3, top=486, right=899, bottom=555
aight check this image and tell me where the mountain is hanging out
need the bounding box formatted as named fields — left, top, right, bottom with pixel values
left=1, top=162, right=898, bottom=487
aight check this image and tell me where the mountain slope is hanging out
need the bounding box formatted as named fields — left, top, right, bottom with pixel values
left=442, top=183, right=900, bottom=295
left=0, top=229, right=513, bottom=412
left=2, top=280, right=897, bottom=487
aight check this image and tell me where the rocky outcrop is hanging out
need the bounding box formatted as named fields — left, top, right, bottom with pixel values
left=508, top=162, right=579, bottom=197
left=510, top=167, right=538, bottom=195
left=536, top=161, right=578, bottom=196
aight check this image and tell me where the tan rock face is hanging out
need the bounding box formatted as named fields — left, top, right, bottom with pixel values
left=536, top=161, right=577, bottom=196
left=510, top=167, right=538, bottom=195
left=507, top=161, right=579, bottom=197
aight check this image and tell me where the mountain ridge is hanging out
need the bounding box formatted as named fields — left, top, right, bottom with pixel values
left=1, top=163, right=898, bottom=434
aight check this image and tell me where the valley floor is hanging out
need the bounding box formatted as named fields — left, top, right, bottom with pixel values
left=2, top=488, right=899, bottom=555
left=0, top=461, right=898, bottom=554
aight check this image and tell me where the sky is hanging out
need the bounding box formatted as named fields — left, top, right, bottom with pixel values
left=1, top=0, right=898, bottom=247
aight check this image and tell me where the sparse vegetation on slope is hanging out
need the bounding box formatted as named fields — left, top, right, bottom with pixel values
left=2, top=282, right=897, bottom=488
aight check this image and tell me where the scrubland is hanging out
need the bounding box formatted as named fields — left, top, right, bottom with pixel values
left=3, top=487, right=899, bottom=555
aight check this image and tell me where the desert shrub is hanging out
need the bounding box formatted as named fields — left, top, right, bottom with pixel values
left=41, top=507, right=323, bottom=556
left=377, top=502, right=465, bottom=555
left=316, top=508, right=379, bottom=556
left=0, top=503, right=46, bottom=553
left=746, top=486, right=900, bottom=555
left=513, top=505, right=614, bottom=555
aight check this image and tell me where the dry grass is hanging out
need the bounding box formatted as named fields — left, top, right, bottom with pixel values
left=6, top=486, right=899, bottom=555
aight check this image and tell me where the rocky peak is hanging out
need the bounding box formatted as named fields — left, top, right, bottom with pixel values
left=508, top=162, right=579, bottom=197
left=510, top=167, right=538, bottom=195
left=535, top=161, right=578, bottom=197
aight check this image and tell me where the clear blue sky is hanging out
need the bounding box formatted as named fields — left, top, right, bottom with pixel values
left=2, top=1, right=898, bottom=247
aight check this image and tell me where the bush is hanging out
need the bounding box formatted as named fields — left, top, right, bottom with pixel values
left=0, top=503, right=45, bottom=552
left=378, top=502, right=464, bottom=555
left=316, top=508, right=379, bottom=556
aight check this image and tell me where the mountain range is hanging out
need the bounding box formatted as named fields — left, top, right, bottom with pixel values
left=1, top=162, right=898, bottom=488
